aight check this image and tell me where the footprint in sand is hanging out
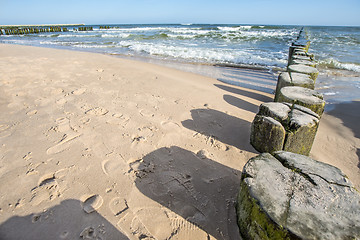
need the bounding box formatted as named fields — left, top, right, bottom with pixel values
left=161, top=121, right=181, bottom=131
left=85, top=107, right=109, bottom=116
left=72, top=88, right=87, bottom=96
left=79, top=225, right=106, bottom=240
left=139, top=109, right=154, bottom=118
left=26, top=109, right=38, bottom=116
left=101, top=156, right=127, bottom=177
left=109, top=197, right=128, bottom=216
left=117, top=206, right=209, bottom=240
left=134, top=207, right=173, bottom=239
left=47, top=117, right=82, bottom=154
left=106, top=113, right=130, bottom=126
left=46, top=133, right=82, bottom=155
left=82, top=194, right=104, bottom=214
left=170, top=217, right=211, bottom=240
left=30, top=173, right=61, bottom=205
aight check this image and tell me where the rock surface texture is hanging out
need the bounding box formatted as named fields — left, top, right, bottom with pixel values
left=236, top=152, right=360, bottom=240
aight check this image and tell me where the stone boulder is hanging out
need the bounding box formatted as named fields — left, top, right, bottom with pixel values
left=236, top=152, right=360, bottom=240
left=250, top=102, right=320, bottom=155
left=275, top=86, right=325, bottom=116
left=288, top=64, right=319, bottom=81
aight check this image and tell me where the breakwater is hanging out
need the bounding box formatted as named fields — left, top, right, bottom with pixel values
left=251, top=27, right=323, bottom=155
left=236, top=28, right=360, bottom=240
left=0, top=24, right=89, bottom=35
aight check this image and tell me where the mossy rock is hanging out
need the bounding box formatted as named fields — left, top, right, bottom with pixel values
left=236, top=152, right=360, bottom=240
left=276, top=86, right=325, bottom=116
left=288, top=64, right=319, bottom=81
left=250, top=115, right=286, bottom=154
left=274, top=72, right=315, bottom=101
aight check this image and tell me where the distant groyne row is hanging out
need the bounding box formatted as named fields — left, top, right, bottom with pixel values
left=0, top=24, right=96, bottom=35
left=235, top=28, right=360, bottom=240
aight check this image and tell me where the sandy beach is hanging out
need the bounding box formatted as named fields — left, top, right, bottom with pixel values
left=0, top=43, right=359, bottom=240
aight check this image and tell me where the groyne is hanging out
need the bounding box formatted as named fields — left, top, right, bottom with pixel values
left=0, top=24, right=92, bottom=35
left=236, top=28, right=360, bottom=240
left=251, top=27, right=323, bottom=155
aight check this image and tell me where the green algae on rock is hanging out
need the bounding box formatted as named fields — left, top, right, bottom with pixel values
left=236, top=152, right=360, bottom=240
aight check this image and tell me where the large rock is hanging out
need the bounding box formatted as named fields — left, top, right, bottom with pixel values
left=236, top=152, right=360, bottom=240
left=250, top=102, right=320, bottom=155
left=275, top=86, right=325, bottom=116
left=274, top=72, right=315, bottom=101
left=288, top=64, right=319, bottom=81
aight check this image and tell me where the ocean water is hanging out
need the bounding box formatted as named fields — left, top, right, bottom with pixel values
left=1, top=24, right=359, bottom=104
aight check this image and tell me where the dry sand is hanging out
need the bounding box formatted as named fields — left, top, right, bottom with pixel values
left=0, top=43, right=359, bottom=240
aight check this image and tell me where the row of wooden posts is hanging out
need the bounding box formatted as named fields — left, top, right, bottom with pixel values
left=250, top=27, right=324, bottom=156
left=0, top=26, right=96, bottom=35
left=237, top=28, right=360, bottom=240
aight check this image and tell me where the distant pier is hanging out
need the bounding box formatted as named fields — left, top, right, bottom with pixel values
left=0, top=24, right=94, bottom=35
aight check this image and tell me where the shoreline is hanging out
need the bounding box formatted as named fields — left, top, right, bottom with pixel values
left=0, top=43, right=359, bottom=239
left=1, top=39, right=358, bottom=105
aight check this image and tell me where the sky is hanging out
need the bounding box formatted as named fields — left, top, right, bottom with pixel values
left=1, top=0, right=359, bottom=26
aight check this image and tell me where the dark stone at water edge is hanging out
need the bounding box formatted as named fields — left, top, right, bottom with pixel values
left=236, top=152, right=360, bottom=240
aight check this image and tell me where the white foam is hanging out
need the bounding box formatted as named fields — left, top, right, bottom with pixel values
left=218, top=26, right=252, bottom=31
left=120, top=41, right=287, bottom=67
left=319, top=58, right=360, bottom=72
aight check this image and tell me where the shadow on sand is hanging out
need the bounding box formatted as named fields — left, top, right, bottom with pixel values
left=0, top=199, right=128, bottom=240
left=181, top=108, right=256, bottom=153
left=214, top=83, right=273, bottom=102
left=133, top=146, right=242, bottom=240
left=214, top=67, right=277, bottom=94
left=326, top=101, right=360, bottom=169
left=326, top=101, right=360, bottom=139
left=223, top=95, right=259, bottom=113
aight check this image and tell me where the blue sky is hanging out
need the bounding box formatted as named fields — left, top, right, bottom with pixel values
left=1, top=0, right=359, bottom=26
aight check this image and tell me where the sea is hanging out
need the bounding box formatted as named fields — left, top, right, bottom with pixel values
left=1, top=24, right=359, bottom=105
